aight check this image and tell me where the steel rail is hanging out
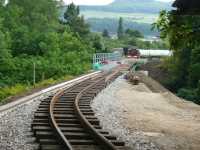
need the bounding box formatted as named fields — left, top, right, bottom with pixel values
left=49, top=89, right=74, bottom=150
left=32, top=70, right=126, bottom=150
left=74, top=76, right=118, bottom=150
left=48, top=76, right=97, bottom=150
left=48, top=74, right=105, bottom=150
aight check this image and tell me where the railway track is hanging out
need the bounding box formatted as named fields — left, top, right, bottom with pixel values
left=32, top=70, right=131, bottom=150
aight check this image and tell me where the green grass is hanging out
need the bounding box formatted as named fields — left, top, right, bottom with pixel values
left=0, top=75, right=74, bottom=105
left=81, top=10, right=158, bottom=24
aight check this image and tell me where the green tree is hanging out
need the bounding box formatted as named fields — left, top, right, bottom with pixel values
left=117, top=17, right=124, bottom=39
left=64, top=3, right=79, bottom=26
left=0, top=34, right=12, bottom=69
left=92, top=34, right=104, bottom=52
left=4, top=0, right=59, bottom=56
left=153, top=10, right=200, bottom=103
left=125, top=28, right=143, bottom=38
left=102, top=29, right=110, bottom=38
left=64, top=3, right=90, bottom=37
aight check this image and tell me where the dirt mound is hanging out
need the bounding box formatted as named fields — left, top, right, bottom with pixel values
left=140, top=60, right=170, bottom=86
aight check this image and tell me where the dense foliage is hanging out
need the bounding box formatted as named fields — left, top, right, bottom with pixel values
left=0, top=1, right=101, bottom=102
left=117, top=17, right=124, bottom=39
left=64, top=3, right=90, bottom=37
left=102, top=29, right=110, bottom=38
left=153, top=10, right=200, bottom=104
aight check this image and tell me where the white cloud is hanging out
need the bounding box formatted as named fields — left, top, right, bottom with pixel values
left=155, top=0, right=174, bottom=2
left=63, top=0, right=174, bottom=5
left=63, top=0, right=115, bottom=6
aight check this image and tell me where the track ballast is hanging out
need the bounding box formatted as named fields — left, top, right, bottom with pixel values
left=32, top=70, right=130, bottom=150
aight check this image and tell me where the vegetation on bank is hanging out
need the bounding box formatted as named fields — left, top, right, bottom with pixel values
left=0, top=75, right=73, bottom=104
left=153, top=11, right=200, bottom=104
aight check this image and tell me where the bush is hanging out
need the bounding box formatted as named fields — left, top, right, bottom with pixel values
left=177, top=88, right=199, bottom=104
left=0, top=74, right=76, bottom=104
left=0, top=84, right=30, bottom=103
left=35, top=78, right=56, bottom=87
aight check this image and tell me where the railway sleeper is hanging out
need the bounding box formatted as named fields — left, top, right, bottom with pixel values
left=55, top=118, right=99, bottom=125
left=59, top=97, right=76, bottom=100
left=78, top=100, right=92, bottom=103
left=36, top=131, right=93, bottom=140
left=39, top=139, right=97, bottom=146
left=33, top=126, right=86, bottom=133
left=40, top=144, right=64, bottom=150
left=35, top=110, right=74, bottom=115
left=33, top=123, right=82, bottom=129
left=111, top=140, right=125, bottom=146
left=38, top=105, right=73, bottom=109
left=33, top=118, right=98, bottom=124
left=34, top=113, right=98, bottom=121
left=38, top=108, right=75, bottom=111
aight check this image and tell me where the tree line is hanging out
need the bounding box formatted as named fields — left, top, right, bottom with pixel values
left=153, top=10, right=200, bottom=104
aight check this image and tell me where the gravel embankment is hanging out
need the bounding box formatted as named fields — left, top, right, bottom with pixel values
left=0, top=93, right=53, bottom=150
left=92, top=76, right=159, bottom=150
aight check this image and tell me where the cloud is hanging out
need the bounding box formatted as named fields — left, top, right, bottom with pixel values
left=63, top=0, right=114, bottom=5
left=63, top=0, right=174, bottom=6
left=155, top=0, right=174, bottom=2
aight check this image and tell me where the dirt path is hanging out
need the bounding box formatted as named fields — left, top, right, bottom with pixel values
left=117, top=79, right=200, bottom=150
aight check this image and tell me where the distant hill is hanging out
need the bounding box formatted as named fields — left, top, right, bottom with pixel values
left=87, top=18, right=159, bottom=36
left=80, top=0, right=172, bottom=14
left=61, top=0, right=172, bottom=36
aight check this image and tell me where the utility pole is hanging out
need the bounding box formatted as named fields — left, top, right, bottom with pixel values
left=33, top=62, right=36, bottom=86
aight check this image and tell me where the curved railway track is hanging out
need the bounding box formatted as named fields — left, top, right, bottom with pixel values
left=32, top=70, right=130, bottom=150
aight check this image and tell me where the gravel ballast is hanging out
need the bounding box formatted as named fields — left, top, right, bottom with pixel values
left=92, top=75, right=159, bottom=150
left=0, top=72, right=101, bottom=150
left=0, top=93, right=53, bottom=150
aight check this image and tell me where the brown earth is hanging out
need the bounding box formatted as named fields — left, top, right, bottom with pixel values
left=140, top=59, right=171, bottom=85
left=116, top=74, right=200, bottom=150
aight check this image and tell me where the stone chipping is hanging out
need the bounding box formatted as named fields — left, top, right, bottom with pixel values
left=92, top=75, right=159, bottom=150
left=0, top=92, right=53, bottom=150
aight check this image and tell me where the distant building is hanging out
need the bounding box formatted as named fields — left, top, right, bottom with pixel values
left=172, top=0, right=200, bottom=14
left=140, top=36, right=161, bottom=43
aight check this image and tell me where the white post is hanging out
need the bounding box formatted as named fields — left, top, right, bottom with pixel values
left=33, top=62, right=36, bottom=86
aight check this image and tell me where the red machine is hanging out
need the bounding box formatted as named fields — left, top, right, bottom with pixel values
left=127, top=48, right=140, bottom=59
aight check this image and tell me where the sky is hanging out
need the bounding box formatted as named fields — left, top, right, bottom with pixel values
left=64, top=0, right=174, bottom=5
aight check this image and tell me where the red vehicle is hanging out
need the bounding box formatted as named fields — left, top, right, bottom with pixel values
left=101, top=60, right=109, bottom=64
left=127, top=48, right=140, bottom=59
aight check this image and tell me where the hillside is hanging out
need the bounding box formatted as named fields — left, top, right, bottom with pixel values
left=80, top=0, right=172, bottom=14
left=61, top=0, right=172, bottom=36
left=87, top=18, right=158, bottom=36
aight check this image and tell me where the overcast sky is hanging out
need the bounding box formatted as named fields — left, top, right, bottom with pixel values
left=64, top=0, right=174, bottom=5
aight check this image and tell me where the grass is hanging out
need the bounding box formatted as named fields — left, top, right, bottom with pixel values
left=81, top=10, right=158, bottom=24
left=0, top=75, right=74, bottom=105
